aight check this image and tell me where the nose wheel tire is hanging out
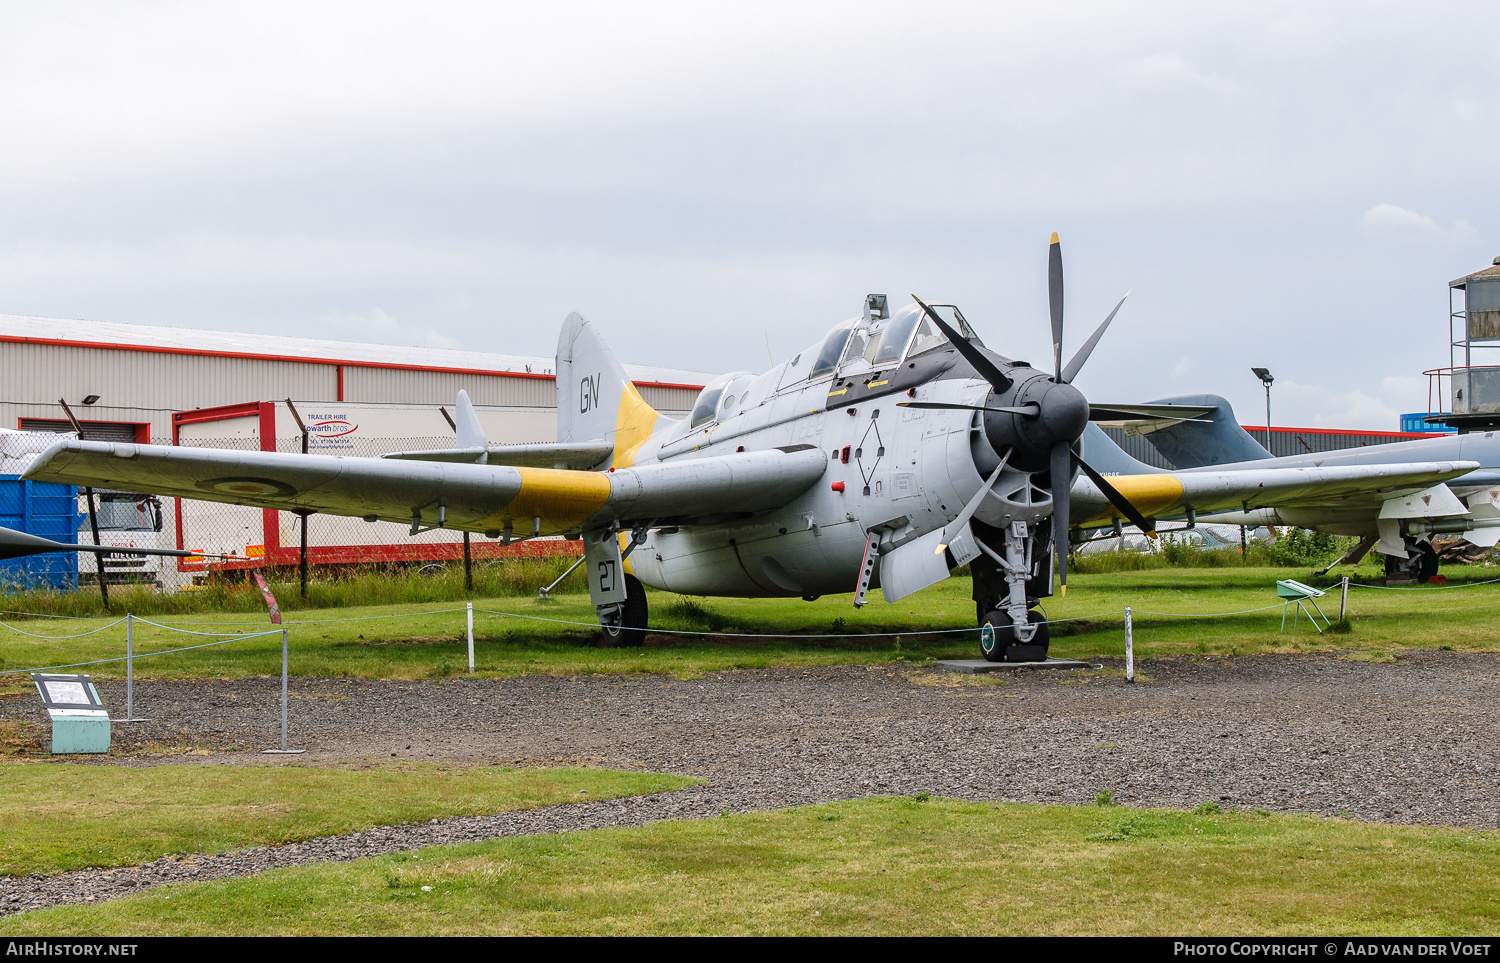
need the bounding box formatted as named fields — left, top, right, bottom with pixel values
left=599, top=574, right=649, bottom=647
left=979, top=608, right=1050, bottom=663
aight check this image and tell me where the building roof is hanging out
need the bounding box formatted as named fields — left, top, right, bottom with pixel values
left=0, top=313, right=713, bottom=388
left=1450, top=261, right=1500, bottom=287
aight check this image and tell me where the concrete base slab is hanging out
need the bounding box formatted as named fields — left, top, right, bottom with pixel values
left=936, top=658, right=1102, bottom=674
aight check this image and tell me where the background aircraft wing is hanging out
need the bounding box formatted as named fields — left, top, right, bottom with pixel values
left=1072, top=461, right=1481, bottom=528
left=24, top=440, right=828, bottom=535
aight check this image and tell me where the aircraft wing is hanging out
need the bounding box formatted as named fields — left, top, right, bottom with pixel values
left=23, top=440, right=829, bottom=534
left=1072, top=460, right=1482, bottom=528
left=379, top=441, right=615, bottom=470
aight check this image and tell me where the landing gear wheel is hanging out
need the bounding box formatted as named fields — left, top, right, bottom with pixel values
left=599, top=574, right=648, bottom=647
left=1418, top=541, right=1439, bottom=582
left=978, top=609, right=1051, bottom=663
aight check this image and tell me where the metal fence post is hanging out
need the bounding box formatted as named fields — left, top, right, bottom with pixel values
left=467, top=601, right=475, bottom=673
left=125, top=613, right=133, bottom=720
left=280, top=628, right=288, bottom=750
left=1340, top=576, right=1349, bottom=621
left=1124, top=606, right=1134, bottom=684
left=263, top=628, right=303, bottom=754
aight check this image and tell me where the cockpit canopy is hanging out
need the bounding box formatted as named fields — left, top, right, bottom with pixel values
left=689, top=371, right=756, bottom=429
left=797, top=301, right=957, bottom=387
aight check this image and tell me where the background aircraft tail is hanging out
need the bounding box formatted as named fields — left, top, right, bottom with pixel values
left=1134, top=393, right=1272, bottom=469
left=1079, top=423, right=1161, bottom=475
left=555, top=312, right=668, bottom=468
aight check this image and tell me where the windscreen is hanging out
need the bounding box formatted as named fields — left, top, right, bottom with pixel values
left=807, top=321, right=855, bottom=379
left=96, top=495, right=162, bottom=532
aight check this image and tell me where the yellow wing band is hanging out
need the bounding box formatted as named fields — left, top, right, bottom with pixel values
left=1078, top=474, right=1184, bottom=528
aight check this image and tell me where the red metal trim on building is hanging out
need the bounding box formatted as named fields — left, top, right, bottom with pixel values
left=0, top=332, right=704, bottom=391
left=258, top=402, right=280, bottom=556
left=172, top=400, right=281, bottom=570
left=1241, top=425, right=1445, bottom=440
left=336, top=364, right=344, bottom=402
left=173, top=401, right=265, bottom=427
left=193, top=538, right=582, bottom=572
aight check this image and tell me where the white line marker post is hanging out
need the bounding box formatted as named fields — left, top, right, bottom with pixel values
left=125, top=612, right=133, bottom=719
left=467, top=602, right=475, bottom=673
left=264, top=627, right=304, bottom=754
left=1124, top=606, right=1134, bottom=684
left=1340, top=577, right=1349, bottom=621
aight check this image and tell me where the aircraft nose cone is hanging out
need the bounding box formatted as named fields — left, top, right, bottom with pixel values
left=1037, top=381, right=1089, bottom=444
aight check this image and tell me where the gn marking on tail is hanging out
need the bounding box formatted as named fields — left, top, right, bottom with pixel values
left=579, top=373, right=601, bottom=413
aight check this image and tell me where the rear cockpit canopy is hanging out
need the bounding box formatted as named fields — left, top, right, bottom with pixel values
left=689, top=371, right=756, bottom=429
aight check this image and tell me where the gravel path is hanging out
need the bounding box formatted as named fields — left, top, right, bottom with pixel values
left=4, top=652, right=1498, bottom=916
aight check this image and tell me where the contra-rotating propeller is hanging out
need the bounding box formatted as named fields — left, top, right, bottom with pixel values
left=902, top=233, right=1151, bottom=597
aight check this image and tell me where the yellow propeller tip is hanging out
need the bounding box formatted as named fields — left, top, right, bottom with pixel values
left=1059, top=584, right=1067, bottom=597
left=1050, top=232, right=1059, bottom=245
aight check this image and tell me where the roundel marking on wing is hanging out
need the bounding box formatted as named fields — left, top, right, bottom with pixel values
left=194, top=476, right=300, bottom=498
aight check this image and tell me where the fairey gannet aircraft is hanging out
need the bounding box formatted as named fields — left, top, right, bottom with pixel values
left=25, top=238, right=1479, bottom=661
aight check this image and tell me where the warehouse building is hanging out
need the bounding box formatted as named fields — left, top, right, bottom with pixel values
left=0, top=313, right=709, bottom=587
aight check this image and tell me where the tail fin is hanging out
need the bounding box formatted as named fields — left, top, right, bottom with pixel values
left=454, top=390, right=486, bottom=449
left=1080, top=423, right=1160, bottom=475
left=1137, top=393, right=1272, bottom=469
left=555, top=312, right=666, bottom=468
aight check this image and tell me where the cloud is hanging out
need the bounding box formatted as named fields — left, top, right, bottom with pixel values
left=1359, top=203, right=1478, bottom=246
left=1170, top=355, right=1196, bottom=379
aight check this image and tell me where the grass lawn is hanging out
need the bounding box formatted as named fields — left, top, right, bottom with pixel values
left=6, top=796, right=1498, bottom=936
left=0, top=564, right=1497, bottom=683
left=0, top=762, right=695, bottom=876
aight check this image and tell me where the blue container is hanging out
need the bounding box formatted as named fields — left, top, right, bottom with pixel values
left=0, top=475, right=80, bottom=590
left=1401, top=412, right=1454, bottom=434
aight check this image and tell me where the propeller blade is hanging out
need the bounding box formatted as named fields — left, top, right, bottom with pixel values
left=1059, top=292, right=1129, bottom=384
left=937, top=452, right=1011, bottom=553
left=1072, top=453, right=1158, bottom=537
left=912, top=295, right=1013, bottom=394
left=1049, top=232, right=1064, bottom=382
left=897, top=401, right=1038, bottom=415
left=1051, top=439, right=1071, bottom=596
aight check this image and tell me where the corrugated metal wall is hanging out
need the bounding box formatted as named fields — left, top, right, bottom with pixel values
left=0, top=341, right=701, bottom=440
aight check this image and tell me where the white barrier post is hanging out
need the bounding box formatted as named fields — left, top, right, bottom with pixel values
left=1124, top=606, right=1134, bottom=684
left=1340, top=577, right=1349, bottom=621
left=264, top=628, right=304, bottom=754
left=467, top=602, right=475, bottom=673
left=125, top=613, right=134, bottom=720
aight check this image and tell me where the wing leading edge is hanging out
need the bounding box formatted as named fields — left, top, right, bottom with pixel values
left=1071, top=461, right=1482, bottom=528
left=24, top=441, right=829, bottom=535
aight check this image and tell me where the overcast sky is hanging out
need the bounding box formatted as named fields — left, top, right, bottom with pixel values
left=1, top=2, right=1497, bottom=429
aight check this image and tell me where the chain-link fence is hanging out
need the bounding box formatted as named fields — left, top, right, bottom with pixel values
left=169, top=433, right=580, bottom=588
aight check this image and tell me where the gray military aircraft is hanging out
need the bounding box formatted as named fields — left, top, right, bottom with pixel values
left=1085, top=393, right=1500, bottom=579
left=23, top=237, right=1481, bottom=660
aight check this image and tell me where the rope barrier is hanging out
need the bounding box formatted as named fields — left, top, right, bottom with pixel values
left=0, top=610, right=122, bottom=622
left=3, top=630, right=282, bottom=675
left=0, top=618, right=127, bottom=640
left=1346, top=575, right=1500, bottom=591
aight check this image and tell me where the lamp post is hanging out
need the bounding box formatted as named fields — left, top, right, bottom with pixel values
left=1251, top=367, right=1274, bottom=454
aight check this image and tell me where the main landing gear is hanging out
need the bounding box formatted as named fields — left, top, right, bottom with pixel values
left=597, top=573, right=648, bottom=647
left=1384, top=537, right=1439, bottom=583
